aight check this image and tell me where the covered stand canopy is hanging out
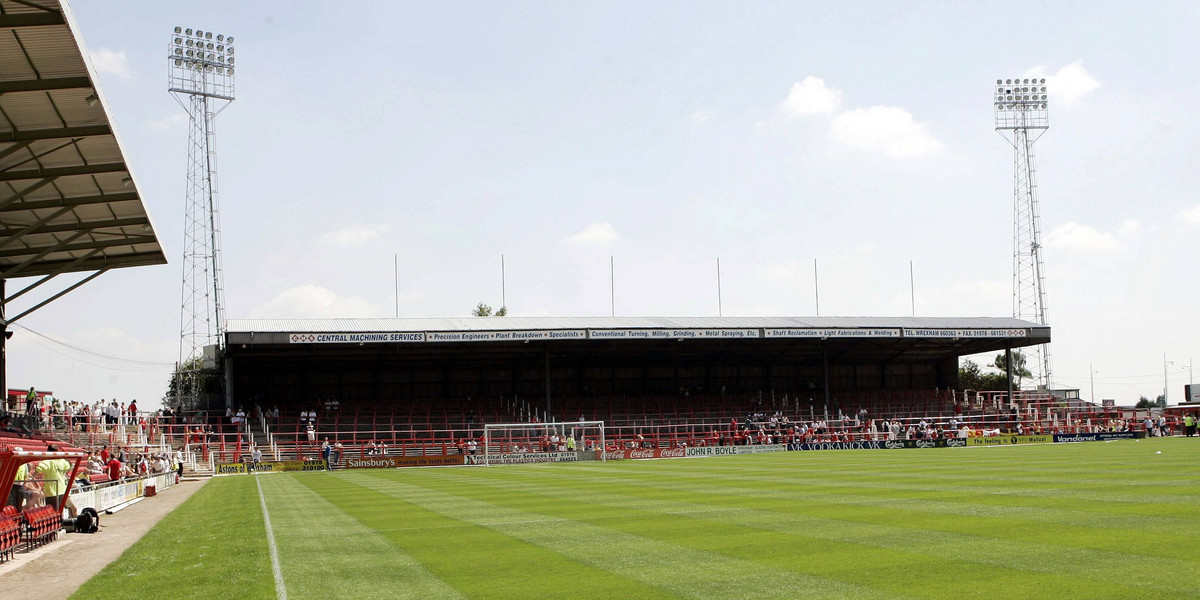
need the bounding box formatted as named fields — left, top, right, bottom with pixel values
left=0, top=0, right=166, bottom=407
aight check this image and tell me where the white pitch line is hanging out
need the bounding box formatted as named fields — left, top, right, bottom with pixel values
left=256, top=476, right=288, bottom=600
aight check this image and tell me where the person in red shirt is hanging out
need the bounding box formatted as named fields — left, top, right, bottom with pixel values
left=99, top=445, right=109, bottom=463
left=106, top=456, right=122, bottom=481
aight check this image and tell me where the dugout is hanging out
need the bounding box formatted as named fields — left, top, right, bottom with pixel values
left=222, top=316, right=1050, bottom=414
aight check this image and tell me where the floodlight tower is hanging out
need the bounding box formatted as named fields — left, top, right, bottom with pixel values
left=994, top=77, right=1051, bottom=389
left=168, top=27, right=236, bottom=410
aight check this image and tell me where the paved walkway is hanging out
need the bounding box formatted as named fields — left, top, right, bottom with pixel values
left=0, top=477, right=209, bottom=599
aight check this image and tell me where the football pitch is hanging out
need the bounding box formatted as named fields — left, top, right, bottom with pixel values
left=73, top=438, right=1199, bottom=599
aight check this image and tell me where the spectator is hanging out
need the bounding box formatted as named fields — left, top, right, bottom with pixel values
left=250, top=446, right=262, bottom=472
left=25, top=386, right=37, bottom=415
left=36, top=444, right=72, bottom=510
left=321, top=438, right=332, bottom=470
left=8, top=462, right=30, bottom=507
left=306, top=423, right=316, bottom=445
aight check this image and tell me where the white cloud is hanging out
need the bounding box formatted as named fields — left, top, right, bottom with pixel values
left=690, top=110, right=715, bottom=124
left=319, top=225, right=385, bottom=247
left=566, top=223, right=618, bottom=247
left=91, top=48, right=132, bottom=79
left=781, top=76, right=842, bottom=117
left=830, top=106, right=942, bottom=158
left=1118, top=219, right=1141, bottom=235
left=1182, top=204, right=1200, bottom=225
left=252, top=285, right=383, bottom=318
left=1045, top=221, right=1119, bottom=250
left=1025, top=60, right=1100, bottom=105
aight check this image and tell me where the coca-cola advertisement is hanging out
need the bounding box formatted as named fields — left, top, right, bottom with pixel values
left=607, top=447, right=688, bottom=460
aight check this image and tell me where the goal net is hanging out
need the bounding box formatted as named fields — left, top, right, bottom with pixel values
left=479, top=421, right=606, bottom=466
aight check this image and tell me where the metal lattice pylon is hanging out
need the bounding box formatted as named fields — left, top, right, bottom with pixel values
left=994, top=77, right=1051, bottom=389
left=168, top=27, right=236, bottom=410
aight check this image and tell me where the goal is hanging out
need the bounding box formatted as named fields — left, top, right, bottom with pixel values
left=480, top=420, right=606, bottom=466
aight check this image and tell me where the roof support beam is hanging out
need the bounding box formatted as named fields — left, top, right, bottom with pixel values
left=4, top=248, right=102, bottom=304
left=0, top=76, right=89, bottom=94
left=0, top=190, right=138, bottom=213
left=0, top=205, right=72, bottom=251
left=11, top=251, right=165, bottom=277
left=0, top=229, right=89, bottom=278
left=0, top=215, right=149, bottom=240
left=0, top=12, right=65, bottom=29
left=0, top=138, right=80, bottom=176
left=6, top=268, right=108, bottom=326
left=0, top=125, right=110, bottom=143
left=0, top=234, right=155, bottom=263
left=0, top=140, right=33, bottom=163
left=0, top=162, right=125, bottom=182
left=0, top=177, right=56, bottom=211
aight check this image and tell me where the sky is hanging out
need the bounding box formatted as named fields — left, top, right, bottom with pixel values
left=9, top=0, right=1200, bottom=410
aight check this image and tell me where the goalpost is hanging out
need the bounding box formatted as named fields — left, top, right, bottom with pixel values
left=481, top=420, right=606, bottom=466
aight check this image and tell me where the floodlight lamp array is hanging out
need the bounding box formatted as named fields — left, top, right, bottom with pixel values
left=169, top=26, right=235, bottom=77
left=994, top=77, right=1047, bottom=110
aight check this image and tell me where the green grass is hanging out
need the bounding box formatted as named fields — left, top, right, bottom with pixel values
left=73, top=438, right=1200, bottom=599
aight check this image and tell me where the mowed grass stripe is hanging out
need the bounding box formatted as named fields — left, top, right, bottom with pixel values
left=257, top=473, right=465, bottom=600
left=526, top=460, right=1200, bottom=560
left=553, top=444, right=1200, bottom=530
left=350, top=469, right=914, bottom=600
left=71, top=478, right=275, bottom=600
left=572, top=442, right=1200, bottom=512
left=411, top=464, right=1180, bottom=597
left=302, top=471, right=671, bottom=599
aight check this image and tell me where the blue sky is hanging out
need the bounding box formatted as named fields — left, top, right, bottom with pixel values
left=10, top=0, right=1200, bottom=408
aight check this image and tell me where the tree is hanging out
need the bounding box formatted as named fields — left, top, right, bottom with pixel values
left=165, top=356, right=222, bottom=410
left=472, top=302, right=506, bottom=316
left=958, top=358, right=1009, bottom=391
left=1135, top=396, right=1155, bottom=409
left=993, top=351, right=1032, bottom=388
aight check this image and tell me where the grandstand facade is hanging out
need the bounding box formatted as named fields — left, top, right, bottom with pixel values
left=223, top=316, right=1049, bottom=420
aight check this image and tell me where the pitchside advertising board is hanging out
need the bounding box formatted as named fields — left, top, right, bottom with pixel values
left=216, top=459, right=326, bottom=474
left=966, top=435, right=1053, bottom=446
left=1053, top=432, right=1138, bottom=443
left=464, top=451, right=584, bottom=465
left=346, top=455, right=465, bottom=468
